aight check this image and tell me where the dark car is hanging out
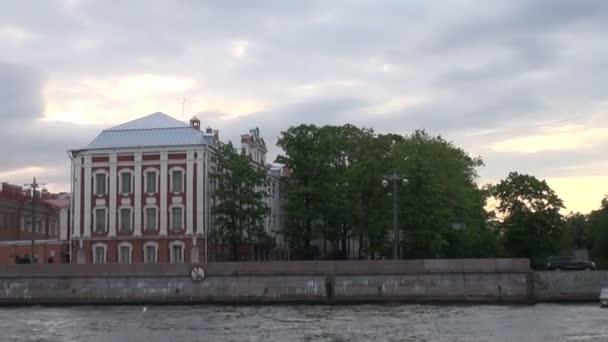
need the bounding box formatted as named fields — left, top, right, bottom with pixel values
left=545, top=256, right=596, bottom=271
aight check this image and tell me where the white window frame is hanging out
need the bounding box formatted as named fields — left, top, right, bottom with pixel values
left=118, top=169, right=133, bottom=195
left=92, top=242, right=107, bottom=264
left=169, top=204, right=185, bottom=231
left=169, top=166, right=186, bottom=194
left=93, top=207, right=108, bottom=234
left=169, top=240, right=185, bottom=264
left=144, top=167, right=159, bottom=194
left=143, top=205, right=158, bottom=232
left=117, top=241, right=132, bottom=264
left=118, top=205, right=133, bottom=234
left=93, top=170, right=109, bottom=196
left=143, top=241, right=158, bottom=264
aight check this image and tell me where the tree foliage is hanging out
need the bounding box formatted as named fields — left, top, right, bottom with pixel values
left=276, top=125, right=496, bottom=259
left=586, top=196, right=608, bottom=264
left=491, top=172, right=567, bottom=267
left=211, top=142, right=269, bottom=259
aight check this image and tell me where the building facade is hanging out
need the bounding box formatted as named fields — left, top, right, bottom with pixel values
left=240, top=128, right=285, bottom=246
left=69, top=112, right=284, bottom=264
left=0, top=182, right=69, bottom=264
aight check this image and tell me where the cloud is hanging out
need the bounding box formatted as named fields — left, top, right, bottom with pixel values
left=0, top=62, right=46, bottom=122
left=1, top=0, right=608, bottom=212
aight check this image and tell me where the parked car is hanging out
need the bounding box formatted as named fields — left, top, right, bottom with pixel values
left=545, top=256, right=596, bottom=271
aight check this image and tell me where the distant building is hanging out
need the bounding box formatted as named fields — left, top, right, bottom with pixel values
left=240, top=128, right=285, bottom=247
left=69, top=112, right=285, bottom=264
left=0, top=182, right=70, bottom=264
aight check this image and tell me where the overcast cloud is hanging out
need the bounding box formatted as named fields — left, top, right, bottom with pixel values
left=1, top=0, right=607, bottom=212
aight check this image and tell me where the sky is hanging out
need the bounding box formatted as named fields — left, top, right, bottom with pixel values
left=0, top=0, right=607, bottom=213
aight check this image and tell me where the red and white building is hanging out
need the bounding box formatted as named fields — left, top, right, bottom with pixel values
left=69, top=112, right=284, bottom=264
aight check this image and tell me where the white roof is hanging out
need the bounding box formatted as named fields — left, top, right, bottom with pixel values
left=79, top=112, right=215, bottom=150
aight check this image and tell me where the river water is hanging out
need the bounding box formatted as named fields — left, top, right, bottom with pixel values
left=0, top=304, right=606, bottom=342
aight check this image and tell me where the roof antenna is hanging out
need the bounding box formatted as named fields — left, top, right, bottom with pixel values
left=181, top=97, right=188, bottom=120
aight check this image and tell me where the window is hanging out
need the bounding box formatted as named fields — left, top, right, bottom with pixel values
left=93, top=244, right=106, bottom=264
left=144, top=244, right=157, bottom=263
left=95, top=173, right=106, bottom=195
left=145, top=171, right=157, bottom=193
left=120, top=172, right=132, bottom=194
left=118, top=244, right=131, bottom=264
left=95, top=208, right=107, bottom=233
left=119, top=208, right=131, bottom=233
left=172, top=170, right=183, bottom=193
left=170, top=242, right=184, bottom=263
left=171, top=207, right=183, bottom=231
left=145, top=207, right=157, bottom=231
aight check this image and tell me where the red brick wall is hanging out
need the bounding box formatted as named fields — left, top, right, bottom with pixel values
left=0, top=242, right=67, bottom=264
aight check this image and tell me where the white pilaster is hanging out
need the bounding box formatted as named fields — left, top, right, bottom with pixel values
left=72, top=157, right=82, bottom=238
left=196, top=150, right=205, bottom=235
left=134, top=152, right=142, bottom=236
left=186, top=151, right=194, bottom=235
left=83, top=155, right=92, bottom=238
left=205, top=148, right=211, bottom=235
left=160, top=151, right=168, bottom=236
left=108, top=153, right=117, bottom=237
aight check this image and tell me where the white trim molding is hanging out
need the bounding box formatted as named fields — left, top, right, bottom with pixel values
left=117, top=205, right=134, bottom=234
left=169, top=166, right=186, bottom=194
left=143, top=167, right=159, bottom=195
left=92, top=206, right=108, bottom=234
left=92, top=169, right=109, bottom=196
left=169, top=204, right=185, bottom=232
left=118, top=168, right=134, bottom=195
left=160, top=152, right=168, bottom=236
left=143, top=241, right=159, bottom=263
left=117, top=241, right=133, bottom=264
left=169, top=240, right=185, bottom=263
left=92, top=242, right=107, bottom=264
left=143, top=204, right=159, bottom=233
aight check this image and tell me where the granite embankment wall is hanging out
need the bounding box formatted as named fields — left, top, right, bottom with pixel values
left=0, top=259, right=532, bottom=305
left=533, top=271, right=608, bottom=302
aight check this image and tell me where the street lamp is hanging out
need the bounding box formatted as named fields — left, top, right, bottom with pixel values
left=23, top=177, right=45, bottom=264
left=383, top=171, right=408, bottom=260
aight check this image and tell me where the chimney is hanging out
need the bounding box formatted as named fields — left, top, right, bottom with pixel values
left=189, top=116, right=201, bottom=131
left=206, top=126, right=213, bottom=134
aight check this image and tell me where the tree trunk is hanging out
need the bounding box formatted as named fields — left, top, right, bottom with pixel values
left=231, top=240, right=237, bottom=261
left=358, top=233, right=363, bottom=259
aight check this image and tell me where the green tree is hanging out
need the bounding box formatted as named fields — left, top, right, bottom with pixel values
left=587, top=196, right=608, bottom=266
left=492, top=172, right=566, bottom=268
left=277, top=125, right=493, bottom=260
left=396, top=131, right=489, bottom=258
left=276, top=125, right=325, bottom=256
left=211, top=142, right=269, bottom=260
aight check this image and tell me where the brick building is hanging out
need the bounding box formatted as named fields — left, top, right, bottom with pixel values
left=69, top=112, right=285, bottom=264
left=0, top=182, right=69, bottom=264
left=69, top=113, right=214, bottom=264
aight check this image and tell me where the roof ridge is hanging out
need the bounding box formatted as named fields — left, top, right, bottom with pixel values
left=107, top=112, right=189, bottom=131
left=102, top=126, right=197, bottom=133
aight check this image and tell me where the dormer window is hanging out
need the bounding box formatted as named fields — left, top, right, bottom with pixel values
left=189, top=116, right=200, bottom=130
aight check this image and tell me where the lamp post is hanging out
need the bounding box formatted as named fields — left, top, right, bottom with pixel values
left=24, top=177, right=45, bottom=263
left=382, top=171, right=408, bottom=260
